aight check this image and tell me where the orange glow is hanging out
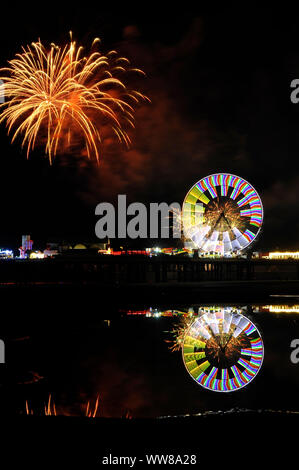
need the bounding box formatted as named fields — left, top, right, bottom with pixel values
left=85, top=394, right=100, bottom=418
left=25, top=393, right=100, bottom=417
left=0, top=35, right=149, bottom=163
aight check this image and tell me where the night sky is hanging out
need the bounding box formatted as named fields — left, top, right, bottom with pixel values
left=0, top=6, right=299, bottom=250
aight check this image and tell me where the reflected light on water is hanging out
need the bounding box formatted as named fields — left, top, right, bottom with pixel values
left=262, top=305, right=299, bottom=314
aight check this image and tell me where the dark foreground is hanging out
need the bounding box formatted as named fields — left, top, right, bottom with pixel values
left=1, top=279, right=299, bottom=305
left=3, top=411, right=298, bottom=467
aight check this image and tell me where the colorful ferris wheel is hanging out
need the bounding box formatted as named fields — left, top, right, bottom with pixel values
left=182, top=308, right=264, bottom=392
left=182, top=173, right=263, bottom=254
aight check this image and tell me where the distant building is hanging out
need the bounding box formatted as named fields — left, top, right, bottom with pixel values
left=0, top=249, right=13, bottom=259
left=42, top=240, right=108, bottom=258
left=19, top=235, right=33, bottom=259
left=43, top=248, right=59, bottom=258
left=47, top=240, right=108, bottom=252
left=30, top=251, right=44, bottom=259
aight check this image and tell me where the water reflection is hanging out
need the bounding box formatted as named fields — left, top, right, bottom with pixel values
left=261, top=305, right=299, bottom=314
left=128, top=306, right=264, bottom=393
left=0, top=303, right=299, bottom=418
left=125, top=304, right=299, bottom=316
left=182, top=309, right=264, bottom=392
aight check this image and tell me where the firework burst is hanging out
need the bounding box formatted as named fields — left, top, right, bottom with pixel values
left=204, top=198, right=246, bottom=234
left=166, top=316, right=194, bottom=352
left=0, top=34, right=149, bottom=163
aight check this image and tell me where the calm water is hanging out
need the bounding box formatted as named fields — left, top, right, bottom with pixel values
left=0, top=285, right=298, bottom=418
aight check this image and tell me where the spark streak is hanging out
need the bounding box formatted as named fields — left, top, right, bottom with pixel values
left=0, top=34, right=149, bottom=163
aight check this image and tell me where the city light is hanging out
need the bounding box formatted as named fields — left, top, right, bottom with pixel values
left=263, top=305, right=299, bottom=314
left=267, top=252, right=299, bottom=259
left=0, top=249, right=13, bottom=259
left=29, top=251, right=45, bottom=259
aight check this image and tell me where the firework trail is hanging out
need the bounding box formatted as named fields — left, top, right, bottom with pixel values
left=0, top=33, right=149, bottom=163
left=166, top=316, right=194, bottom=352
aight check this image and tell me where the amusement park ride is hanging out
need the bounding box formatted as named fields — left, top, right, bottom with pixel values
left=180, top=173, right=264, bottom=392
left=182, top=173, right=263, bottom=256
left=182, top=307, right=264, bottom=392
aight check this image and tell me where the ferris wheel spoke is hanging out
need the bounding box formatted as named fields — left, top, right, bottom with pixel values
left=183, top=309, right=264, bottom=392
left=182, top=173, right=263, bottom=255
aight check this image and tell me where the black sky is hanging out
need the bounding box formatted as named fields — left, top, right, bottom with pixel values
left=0, top=5, right=299, bottom=250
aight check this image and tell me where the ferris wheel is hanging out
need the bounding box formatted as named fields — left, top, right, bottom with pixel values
left=182, top=308, right=264, bottom=392
left=182, top=173, right=263, bottom=255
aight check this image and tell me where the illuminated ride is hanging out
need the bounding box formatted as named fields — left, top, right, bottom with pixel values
left=182, top=308, right=264, bottom=392
left=182, top=173, right=263, bottom=255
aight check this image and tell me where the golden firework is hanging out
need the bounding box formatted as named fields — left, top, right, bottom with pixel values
left=204, top=198, right=246, bottom=233
left=0, top=34, right=149, bottom=163
left=166, top=316, right=194, bottom=352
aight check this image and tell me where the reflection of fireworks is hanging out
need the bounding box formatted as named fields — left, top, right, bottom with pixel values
left=166, top=316, right=193, bottom=352
left=85, top=394, right=100, bottom=418
left=168, top=309, right=249, bottom=357
left=25, top=394, right=57, bottom=416
left=25, top=393, right=100, bottom=417
left=0, top=34, right=148, bottom=163
left=205, top=332, right=249, bottom=368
